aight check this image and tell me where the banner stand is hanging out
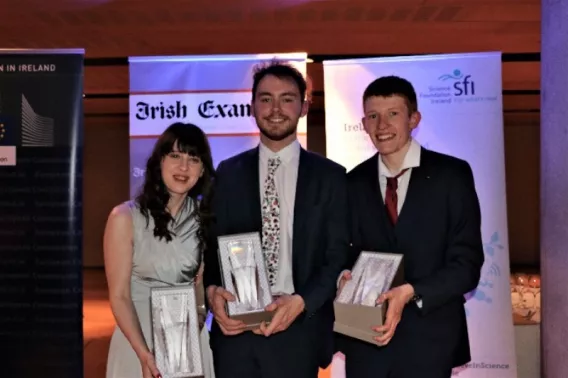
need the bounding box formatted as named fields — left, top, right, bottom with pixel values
left=128, top=53, right=308, bottom=198
left=323, top=52, right=517, bottom=378
left=0, top=48, right=84, bottom=377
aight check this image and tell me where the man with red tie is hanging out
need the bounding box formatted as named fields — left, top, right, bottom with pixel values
left=336, top=76, right=485, bottom=378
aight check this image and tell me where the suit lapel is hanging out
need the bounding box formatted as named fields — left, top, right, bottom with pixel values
left=292, top=149, right=312, bottom=277
left=242, top=147, right=262, bottom=231
left=363, top=154, right=397, bottom=245
left=397, top=147, right=432, bottom=230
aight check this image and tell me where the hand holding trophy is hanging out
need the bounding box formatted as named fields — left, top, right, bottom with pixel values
left=335, top=252, right=404, bottom=345
left=150, top=285, right=203, bottom=378
left=218, top=232, right=274, bottom=330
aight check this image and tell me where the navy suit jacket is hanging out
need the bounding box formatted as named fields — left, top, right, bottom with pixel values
left=337, top=147, right=484, bottom=373
left=203, top=145, right=350, bottom=367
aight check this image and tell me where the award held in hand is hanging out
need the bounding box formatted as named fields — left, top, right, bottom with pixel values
left=150, top=285, right=203, bottom=378
left=334, top=252, right=404, bottom=344
left=218, top=232, right=274, bottom=330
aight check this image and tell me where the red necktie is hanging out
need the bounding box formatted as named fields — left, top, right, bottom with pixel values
left=385, top=168, right=408, bottom=225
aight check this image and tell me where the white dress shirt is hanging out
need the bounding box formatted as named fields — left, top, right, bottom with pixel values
left=258, top=140, right=300, bottom=296
left=377, top=138, right=421, bottom=209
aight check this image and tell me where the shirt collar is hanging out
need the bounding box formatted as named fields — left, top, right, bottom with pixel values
left=378, top=138, right=422, bottom=177
left=259, top=139, right=301, bottom=165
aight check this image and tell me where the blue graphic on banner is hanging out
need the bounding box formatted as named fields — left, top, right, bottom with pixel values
left=438, top=69, right=464, bottom=81
left=465, top=231, right=504, bottom=316
left=439, top=69, right=475, bottom=97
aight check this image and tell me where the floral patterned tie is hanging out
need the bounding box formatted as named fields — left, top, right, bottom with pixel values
left=262, top=156, right=282, bottom=287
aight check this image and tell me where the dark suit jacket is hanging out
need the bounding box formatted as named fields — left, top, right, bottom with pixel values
left=203, top=145, right=350, bottom=368
left=338, top=147, right=484, bottom=373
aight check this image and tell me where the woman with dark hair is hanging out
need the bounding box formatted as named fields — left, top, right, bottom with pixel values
left=104, top=122, right=215, bottom=378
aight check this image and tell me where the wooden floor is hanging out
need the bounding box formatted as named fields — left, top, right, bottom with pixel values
left=82, top=268, right=331, bottom=378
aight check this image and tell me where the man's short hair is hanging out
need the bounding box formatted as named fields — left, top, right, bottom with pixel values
left=363, top=76, right=418, bottom=114
left=252, top=60, right=308, bottom=103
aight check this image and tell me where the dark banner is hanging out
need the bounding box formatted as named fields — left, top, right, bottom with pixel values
left=0, top=49, right=84, bottom=376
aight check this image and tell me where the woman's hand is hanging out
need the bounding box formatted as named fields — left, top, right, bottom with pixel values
left=139, top=351, right=162, bottom=378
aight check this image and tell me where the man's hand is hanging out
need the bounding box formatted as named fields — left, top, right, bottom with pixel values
left=206, top=285, right=247, bottom=336
left=373, top=283, right=415, bottom=346
left=257, top=294, right=305, bottom=337
left=337, top=270, right=352, bottom=295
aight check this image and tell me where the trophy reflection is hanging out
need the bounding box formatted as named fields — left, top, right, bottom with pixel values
left=349, top=258, right=396, bottom=307
left=228, top=240, right=260, bottom=311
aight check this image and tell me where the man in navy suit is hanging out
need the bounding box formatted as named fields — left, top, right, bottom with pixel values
left=336, top=76, right=484, bottom=378
left=203, top=61, right=350, bottom=378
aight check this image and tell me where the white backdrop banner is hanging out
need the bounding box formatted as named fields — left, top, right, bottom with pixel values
left=128, top=53, right=308, bottom=198
left=323, top=52, right=517, bottom=377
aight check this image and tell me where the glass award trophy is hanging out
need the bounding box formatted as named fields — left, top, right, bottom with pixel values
left=150, top=285, right=203, bottom=378
left=334, top=252, right=404, bottom=344
left=217, top=232, right=273, bottom=329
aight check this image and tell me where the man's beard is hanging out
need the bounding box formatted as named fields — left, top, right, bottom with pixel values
left=257, top=118, right=298, bottom=142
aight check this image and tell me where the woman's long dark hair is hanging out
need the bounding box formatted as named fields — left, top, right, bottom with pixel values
left=135, top=122, right=215, bottom=254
